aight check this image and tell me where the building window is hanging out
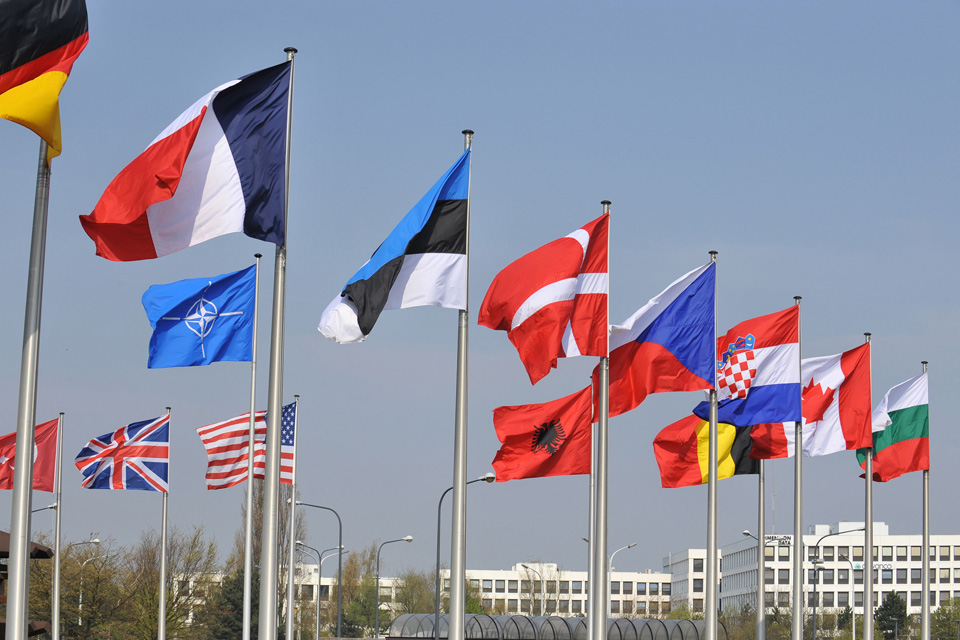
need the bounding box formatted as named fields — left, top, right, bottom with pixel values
left=694, top=558, right=704, bottom=572
left=521, top=600, right=530, bottom=613
left=897, top=546, right=908, bottom=561
left=623, top=601, right=633, bottom=614
left=881, top=546, right=892, bottom=561
left=942, top=546, right=951, bottom=561
left=765, top=592, right=775, bottom=607
left=823, top=592, right=834, bottom=607
left=873, top=546, right=879, bottom=561
left=853, top=546, right=864, bottom=561
left=649, top=602, right=659, bottom=615
left=445, top=579, right=452, bottom=590
left=897, top=569, right=908, bottom=584
left=509, top=580, right=518, bottom=593
left=941, top=569, right=951, bottom=583
left=882, top=569, right=893, bottom=585
left=611, top=601, right=620, bottom=614
left=930, top=591, right=936, bottom=606
left=559, top=600, right=569, bottom=614
left=942, top=591, right=951, bottom=604
left=636, top=583, right=646, bottom=596
left=839, top=569, right=849, bottom=585
left=611, top=582, right=620, bottom=595
left=930, top=546, right=937, bottom=560
left=319, top=585, right=330, bottom=600
left=778, top=592, right=789, bottom=607
left=508, top=599, right=518, bottom=612
left=823, top=546, right=835, bottom=561
left=855, top=591, right=864, bottom=607
left=838, top=592, right=849, bottom=607
left=765, top=568, right=775, bottom=585
left=930, top=568, right=937, bottom=583
left=572, top=600, right=582, bottom=614
left=911, top=546, right=922, bottom=561
left=764, top=546, right=775, bottom=560
left=911, top=592, right=921, bottom=607
left=808, top=569, right=818, bottom=585
left=482, top=598, right=492, bottom=609
left=912, top=569, right=922, bottom=584
left=637, top=602, right=646, bottom=614
left=572, top=581, right=582, bottom=595
left=546, top=601, right=556, bottom=613
left=779, top=545, right=790, bottom=561
left=823, top=569, right=835, bottom=585
left=779, top=569, right=790, bottom=585
left=955, top=569, right=960, bottom=584
left=808, top=593, right=817, bottom=607
left=854, top=570, right=864, bottom=585
left=521, top=580, right=531, bottom=592
left=650, top=583, right=659, bottom=596
left=547, top=581, right=557, bottom=594
left=559, top=581, right=569, bottom=594
left=623, top=581, right=633, bottom=595
left=837, top=546, right=849, bottom=561
left=663, top=602, right=672, bottom=614
left=663, top=584, right=672, bottom=596
left=482, top=580, right=492, bottom=593
left=809, top=547, right=819, bottom=561
left=694, top=579, right=704, bottom=593
left=495, top=580, right=505, bottom=593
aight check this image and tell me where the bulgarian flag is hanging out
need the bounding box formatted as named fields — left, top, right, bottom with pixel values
left=857, top=373, right=929, bottom=482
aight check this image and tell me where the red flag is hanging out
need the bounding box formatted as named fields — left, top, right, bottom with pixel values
left=652, top=415, right=758, bottom=488
left=492, top=387, right=592, bottom=482
left=0, top=419, right=59, bottom=492
left=479, top=214, right=608, bottom=385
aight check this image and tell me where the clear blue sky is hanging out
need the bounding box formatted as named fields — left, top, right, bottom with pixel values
left=1, top=1, right=957, bottom=579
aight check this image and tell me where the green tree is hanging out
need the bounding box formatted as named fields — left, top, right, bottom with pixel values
left=876, top=592, right=908, bottom=640
left=192, top=568, right=260, bottom=640
left=931, top=597, right=960, bottom=640
left=394, top=567, right=434, bottom=614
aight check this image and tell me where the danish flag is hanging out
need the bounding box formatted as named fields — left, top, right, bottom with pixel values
left=75, top=415, right=170, bottom=492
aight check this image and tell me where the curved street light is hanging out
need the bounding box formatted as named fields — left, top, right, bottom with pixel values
left=56, top=538, right=99, bottom=640
left=376, top=536, right=413, bottom=638
left=297, top=501, right=344, bottom=638
left=608, top=543, right=636, bottom=615
left=435, top=472, right=495, bottom=640
left=811, top=528, right=865, bottom=640
left=521, top=564, right=545, bottom=616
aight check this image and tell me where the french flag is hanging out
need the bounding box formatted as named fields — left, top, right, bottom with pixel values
left=600, top=262, right=716, bottom=419
left=694, top=306, right=801, bottom=426
left=80, top=62, right=290, bottom=261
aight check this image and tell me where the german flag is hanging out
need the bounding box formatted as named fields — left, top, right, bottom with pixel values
left=653, top=414, right=759, bottom=488
left=0, top=0, right=88, bottom=160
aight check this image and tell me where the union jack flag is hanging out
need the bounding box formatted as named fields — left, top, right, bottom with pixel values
left=75, top=415, right=170, bottom=491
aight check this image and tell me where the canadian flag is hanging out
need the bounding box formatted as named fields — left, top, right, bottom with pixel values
left=478, top=214, right=608, bottom=384
left=749, top=343, right=872, bottom=458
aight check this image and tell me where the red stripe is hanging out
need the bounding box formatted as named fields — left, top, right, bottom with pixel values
left=749, top=423, right=790, bottom=459
left=838, top=343, right=872, bottom=450
left=79, top=109, right=207, bottom=261
left=653, top=415, right=707, bottom=488
left=0, top=33, right=88, bottom=95
left=718, top=306, right=799, bottom=354
left=872, top=438, right=929, bottom=482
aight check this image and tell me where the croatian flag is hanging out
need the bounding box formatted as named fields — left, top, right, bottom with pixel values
left=478, top=213, right=608, bottom=384
left=601, top=262, right=716, bottom=418
left=79, top=62, right=290, bottom=261
left=694, top=306, right=801, bottom=427
left=318, top=150, right=470, bottom=343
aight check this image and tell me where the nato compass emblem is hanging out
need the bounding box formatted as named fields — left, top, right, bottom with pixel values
left=160, top=283, right=243, bottom=359
left=531, top=418, right=566, bottom=456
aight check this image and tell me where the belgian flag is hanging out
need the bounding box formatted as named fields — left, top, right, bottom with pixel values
left=0, top=0, right=88, bottom=160
left=653, top=414, right=759, bottom=488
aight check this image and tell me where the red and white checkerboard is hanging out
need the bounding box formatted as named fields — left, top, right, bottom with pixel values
left=718, top=350, right=757, bottom=400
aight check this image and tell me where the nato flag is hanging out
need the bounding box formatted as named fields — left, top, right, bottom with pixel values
left=142, top=264, right=257, bottom=368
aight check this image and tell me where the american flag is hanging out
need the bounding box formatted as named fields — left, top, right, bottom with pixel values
left=195, top=410, right=267, bottom=490
left=195, top=402, right=296, bottom=489
left=75, top=415, right=170, bottom=492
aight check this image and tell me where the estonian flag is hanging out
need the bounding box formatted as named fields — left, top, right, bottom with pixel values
left=0, top=0, right=89, bottom=160
left=319, top=149, right=471, bottom=343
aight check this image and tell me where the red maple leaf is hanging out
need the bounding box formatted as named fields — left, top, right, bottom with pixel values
left=803, top=379, right=835, bottom=424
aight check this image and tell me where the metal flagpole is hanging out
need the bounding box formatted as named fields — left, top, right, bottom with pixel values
left=159, top=407, right=171, bottom=640
left=705, top=251, right=719, bottom=640
left=589, top=200, right=611, bottom=640
left=921, top=360, right=930, bottom=640
left=286, top=396, right=300, bottom=640
left=259, top=46, right=296, bottom=640
left=587, top=394, right=596, bottom=634
left=448, top=129, right=473, bottom=640
left=757, top=459, right=766, bottom=640
left=7, top=140, right=53, bottom=640
left=52, top=412, right=64, bottom=640
left=244, top=253, right=262, bottom=640
left=863, top=333, right=874, bottom=640
left=791, top=297, right=803, bottom=640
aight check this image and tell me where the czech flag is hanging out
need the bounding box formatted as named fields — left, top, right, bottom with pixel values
left=80, top=62, right=290, bottom=261
left=0, top=0, right=89, bottom=160
left=597, top=262, right=716, bottom=419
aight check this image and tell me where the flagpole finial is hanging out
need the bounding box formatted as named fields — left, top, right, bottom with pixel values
left=255, top=253, right=262, bottom=259
left=601, top=200, right=611, bottom=214
left=462, top=129, right=474, bottom=135
left=922, top=361, right=928, bottom=373
left=794, top=296, right=802, bottom=304
left=462, top=130, right=473, bottom=149
left=709, top=250, right=718, bottom=262
left=284, top=47, right=298, bottom=55
left=864, top=332, right=872, bottom=344
left=165, top=406, right=171, bottom=414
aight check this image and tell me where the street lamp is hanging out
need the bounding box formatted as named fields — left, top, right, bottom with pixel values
left=60, top=538, right=99, bottom=638
left=297, top=501, right=345, bottom=638
left=78, top=554, right=102, bottom=628
left=297, top=542, right=347, bottom=640
left=376, top=536, right=413, bottom=638
left=839, top=555, right=856, bottom=640
left=435, top=472, right=495, bottom=640
left=521, top=564, right=545, bottom=616
left=810, top=528, right=865, bottom=640
left=744, top=529, right=783, bottom=640
left=608, top=544, right=636, bottom=616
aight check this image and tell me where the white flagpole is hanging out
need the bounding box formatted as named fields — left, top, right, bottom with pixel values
left=588, top=200, right=611, bottom=640
left=863, top=333, right=874, bottom=640
left=705, top=251, right=719, bottom=640
left=921, top=360, right=930, bottom=640
left=448, top=129, right=473, bottom=640
left=757, top=459, right=766, bottom=640
left=7, top=140, right=53, bottom=640
left=259, top=47, right=296, bottom=640
left=159, top=407, right=171, bottom=640
left=52, top=412, right=65, bottom=640
left=244, top=253, right=262, bottom=640
left=285, top=395, right=300, bottom=640
left=791, top=296, right=803, bottom=640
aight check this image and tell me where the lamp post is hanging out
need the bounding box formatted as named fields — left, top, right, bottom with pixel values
left=78, top=554, right=102, bottom=628
left=376, top=536, right=413, bottom=638
left=435, top=472, right=495, bottom=640
left=744, top=529, right=784, bottom=640
left=521, top=564, right=545, bottom=616
left=57, top=538, right=99, bottom=640
left=297, top=502, right=344, bottom=638
left=811, top=528, right=865, bottom=640
left=840, top=555, right=856, bottom=640
left=608, top=544, right=636, bottom=616
left=297, top=543, right=347, bottom=640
